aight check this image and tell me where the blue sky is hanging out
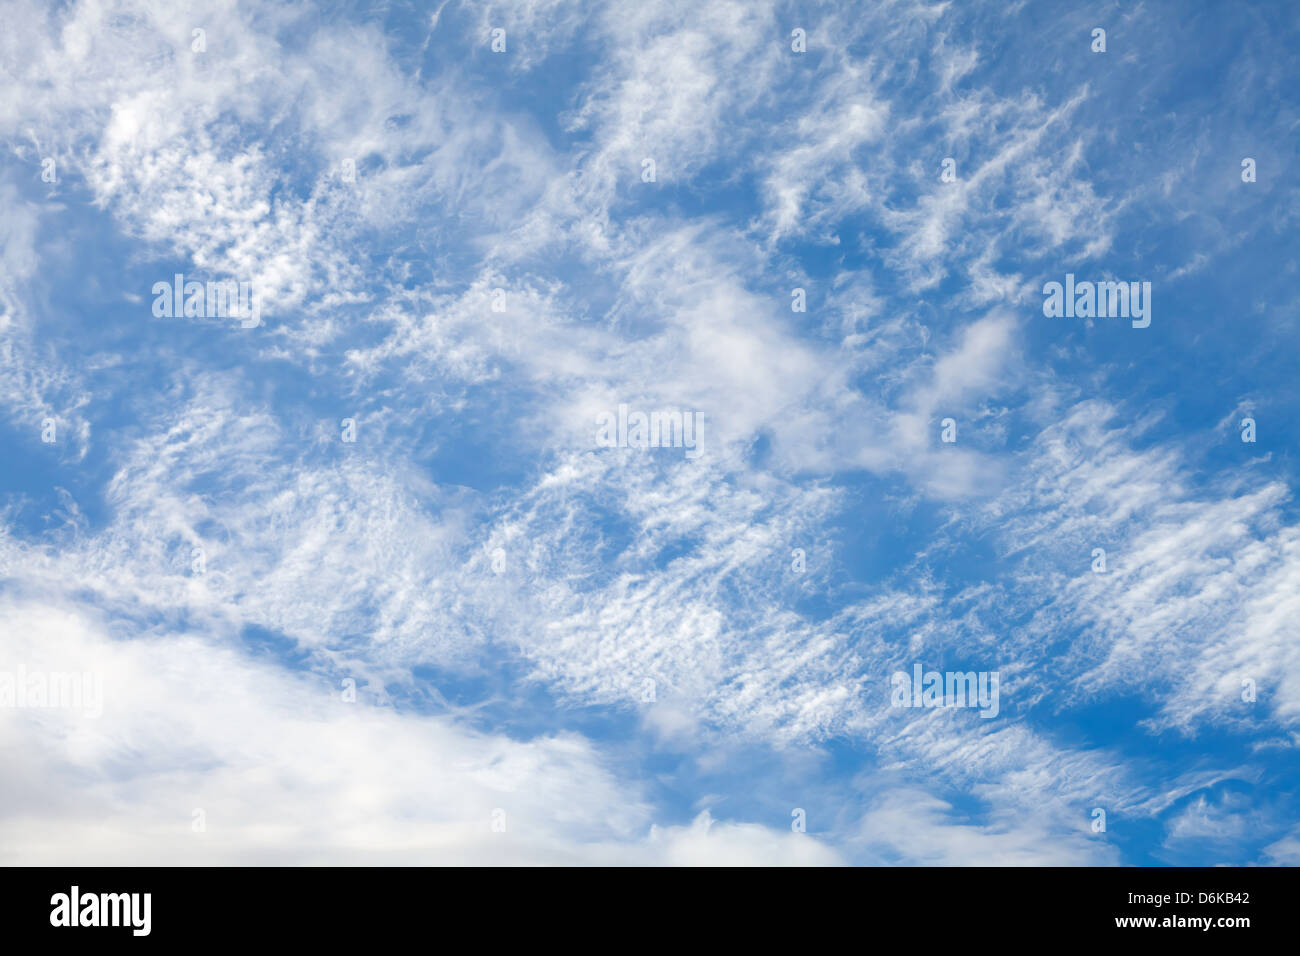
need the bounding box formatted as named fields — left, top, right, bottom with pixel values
left=0, top=0, right=1298, bottom=865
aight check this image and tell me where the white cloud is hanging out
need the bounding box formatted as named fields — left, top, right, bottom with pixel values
left=849, top=788, right=1118, bottom=865
left=0, top=598, right=839, bottom=865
